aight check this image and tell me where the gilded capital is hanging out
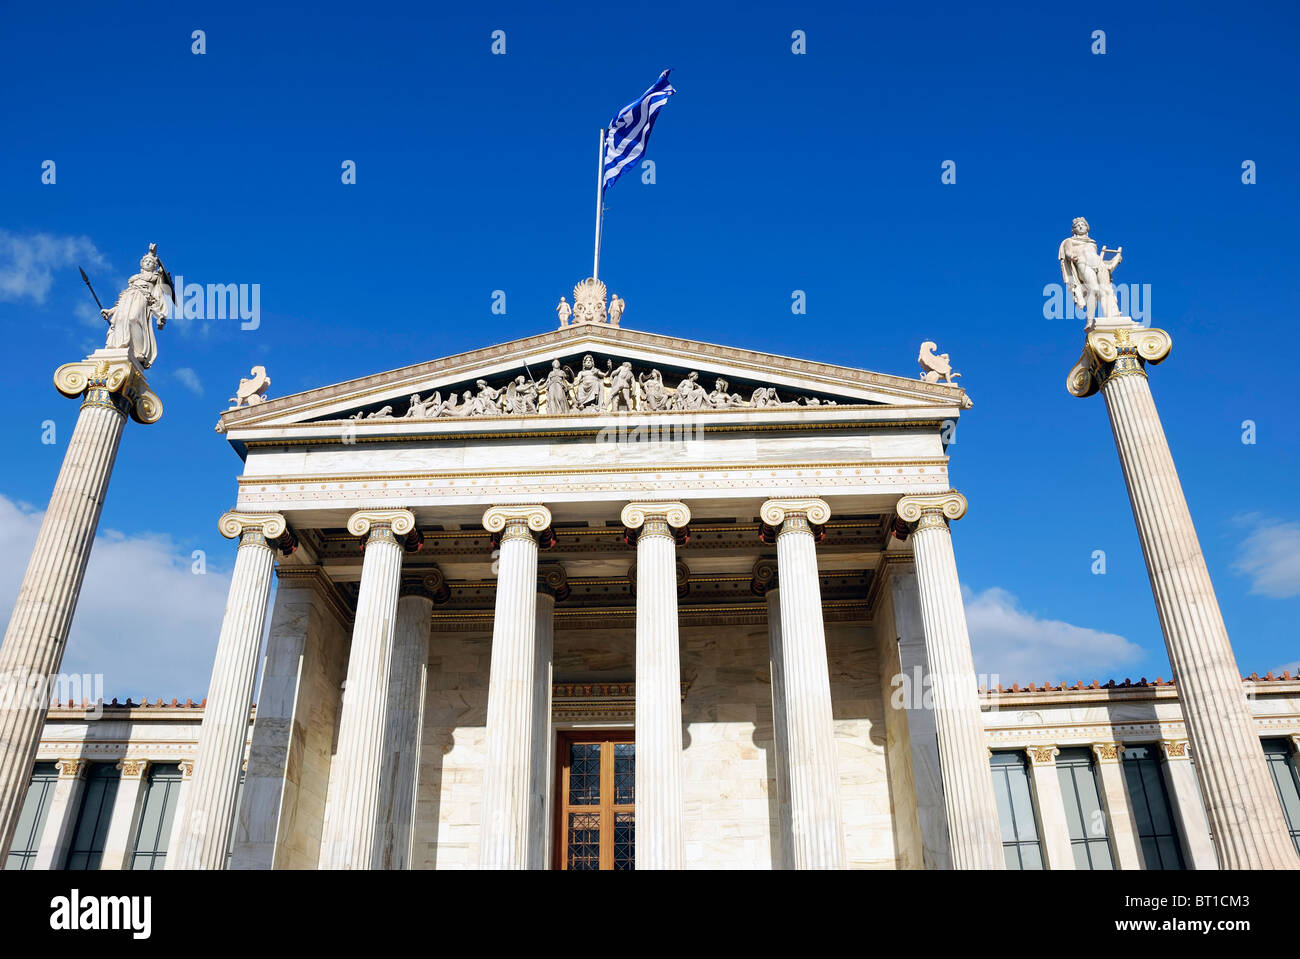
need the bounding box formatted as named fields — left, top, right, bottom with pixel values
left=117, top=758, right=149, bottom=779
left=895, top=491, right=967, bottom=534
left=1025, top=744, right=1059, bottom=766
left=1067, top=325, right=1172, bottom=398
left=54, top=350, right=162, bottom=425
left=1159, top=739, right=1190, bottom=761
left=55, top=758, right=89, bottom=780
left=178, top=760, right=195, bottom=779
left=1091, top=742, right=1121, bottom=764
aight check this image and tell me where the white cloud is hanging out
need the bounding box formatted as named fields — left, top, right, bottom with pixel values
left=1232, top=518, right=1300, bottom=598
left=0, top=493, right=230, bottom=701
left=0, top=230, right=109, bottom=304
left=964, top=586, right=1144, bottom=683
left=173, top=367, right=204, bottom=396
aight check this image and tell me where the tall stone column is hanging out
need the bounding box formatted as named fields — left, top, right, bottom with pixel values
left=752, top=559, right=794, bottom=869
left=622, top=501, right=691, bottom=870
left=169, top=511, right=292, bottom=869
left=33, top=758, right=90, bottom=869
left=1024, top=746, right=1074, bottom=870
left=319, top=508, right=416, bottom=870
left=1091, top=742, right=1143, bottom=869
left=759, top=498, right=846, bottom=869
left=0, top=350, right=160, bottom=858
left=100, top=758, right=150, bottom=870
left=479, top=505, right=552, bottom=869
left=895, top=491, right=1004, bottom=869
left=529, top=564, right=566, bottom=869
left=1158, top=739, right=1218, bottom=869
left=1069, top=324, right=1299, bottom=868
left=375, top=575, right=435, bottom=870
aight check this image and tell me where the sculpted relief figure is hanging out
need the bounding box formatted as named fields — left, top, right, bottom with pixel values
left=1058, top=217, right=1123, bottom=322
left=608, top=294, right=625, bottom=327
left=607, top=361, right=636, bottom=411
left=673, top=371, right=709, bottom=410
left=102, top=244, right=172, bottom=369
left=639, top=369, right=672, bottom=411
left=543, top=360, right=572, bottom=413
left=573, top=354, right=604, bottom=411
left=708, top=377, right=744, bottom=408
left=228, top=366, right=271, bottom=409
left=556, top=296, right=572, bottom=327
left=504, top=376, right=538, bottom=414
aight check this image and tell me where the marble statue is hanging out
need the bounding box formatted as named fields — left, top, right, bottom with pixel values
left=708, top=378, right=743, bottom=408
left=556, top=296, right=572, bottom=327
left=918, top=342, right=961, bottom=385
left=673, top=371, right=709, bottom=410
left=609, top=294, right=625, bottom=327
left=472, top=379, right=503, bottom=415
left=504, top=376, right=538, bottom=414
left=573, top=355, right=604, bottom=411
left=1058, top=217, right=1123, bottom=322
left=607, top=361, right=636, bottom=411
left=228, top=366, right=271, bottom=409
left=544, top=360, right=572, bottom=413
left=640, top=369, right=672, bottom=411
left=102, top=244, right=172, bottom=369
left=403, top=393, right=428, bottom=418
left=572, top=278, right=608, bottom=325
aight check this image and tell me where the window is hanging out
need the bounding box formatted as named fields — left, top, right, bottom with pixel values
left=1121, top=744, right=1185, bottom=869
left=130, top=763, right=183, bottom=870
left=990, top=751, right=1043, bottom=870
left=555, top=732, right=634, bottom=870
left=1262, top=739, right=1300, bottom=856
left=1057, top=747, right=1114, bottom=869
left=4, top=763, right=59, bottom=870
left=65, top=763, right=120, bottom=870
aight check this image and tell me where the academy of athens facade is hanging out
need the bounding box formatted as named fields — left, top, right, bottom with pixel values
left=7, top=310, right=1300, bottom=871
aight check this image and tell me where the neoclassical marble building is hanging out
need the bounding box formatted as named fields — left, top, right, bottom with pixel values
left=8, top=313, right=1300, bottom=870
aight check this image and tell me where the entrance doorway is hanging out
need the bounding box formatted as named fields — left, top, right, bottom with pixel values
left=554, top=731, right=634, bottom=870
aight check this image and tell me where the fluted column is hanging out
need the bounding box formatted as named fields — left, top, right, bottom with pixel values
left=896, top=491, right=1004, bottom=869
left=319, top=508, right=415, bottom=870
left=1091, top=742, right=1143, bottom=869
left=529, top=564, right=566, bottom=869
left=375, top=573, right=435, bottom=870
left=479, top=505, right=552, bottom=869
left=169, top=511, right=289, bottom=869
left=1024, top=746, right=1074, bottom=870
left=759, top=498, right=846, bottom=869
left=100, top=758, right=150, bottom=870
left=622, top=501, right=691, bottom=870
left=753, top=559, right=794, bottom=869
left=1159, top=739, right=1218, bottom=869
left=1069, top=325, right=1299, bottom=868
left=0, top=351, right=160, bottom=858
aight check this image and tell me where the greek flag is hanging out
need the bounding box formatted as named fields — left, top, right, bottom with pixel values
left=601, top=69, right=675, bottom=193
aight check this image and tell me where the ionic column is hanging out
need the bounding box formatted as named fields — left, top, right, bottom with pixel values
left=759, top=498, right=846, bottom=870
left=895, top=491, right=1004, bottom=869
left=752, top=559, right=794, bottom=869
left=100, top=758, right=150, bottom=870
left=529, top=564, right=567, bottom=870
left=375, top=571, right=437, bottom=870
left=1158, top=739, right=1218, bottom=869
left=622, top=501, right=691, bottom=870
left=0, top=352, right=160, bottom=858
left=319, top=508, right=416, bottom=870
left=1024, top=746, right=1074, bottom=870
left=33, top=758, right=90, bottom=869
left=164, top=760, right=195, bottom=861
left=1091, top=742, right=1143, bottom=869
left=479, top=505, right=552, bottom=869
left=1069, top=325, right=1299, bottom=868
left=169, top=511, right=290, bottom=869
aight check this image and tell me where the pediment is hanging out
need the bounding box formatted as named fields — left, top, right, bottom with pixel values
left=217, top=324, right=968, bottom=438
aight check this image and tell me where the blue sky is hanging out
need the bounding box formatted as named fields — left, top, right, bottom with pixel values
left=1, top=1, right=1297, bottom=698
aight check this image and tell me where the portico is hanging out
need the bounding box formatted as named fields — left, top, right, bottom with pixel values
left=187, top=319, right=989, bottom=869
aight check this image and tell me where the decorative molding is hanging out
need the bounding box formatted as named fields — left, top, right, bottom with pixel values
left=551, top=680, right=689, bottom=723
left=273, top=565, right=355, bottom=627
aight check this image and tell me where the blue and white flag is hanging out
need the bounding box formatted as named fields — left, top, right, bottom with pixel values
left=602, top=70, right=675, bottom=193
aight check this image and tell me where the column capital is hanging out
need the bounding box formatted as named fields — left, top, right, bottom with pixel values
left=1025, top=744, right=1059, bottom=766
left=483, top=504, right=553, bottom=548
left=1068, top=325, right=1173, bottom=398
left=750, top=557, right=779, bottom=596
left=622, top=501, right=690, bottom=545
left=760, top=497, right=830, bottom=528
left=218, top=511, right=298, bottom=554
left=1091, top=742, right=1122, bottom=764
left=55, top=758, right=89, bottom=780
left=54, top=349, right=162, bottom=425
left=348, top=508, right=421, bottom=551
left=116, top=758, right=149, bottom=780
left=399, top=566, right=450, bottom=603
left=537, top=562, right=570, bottom=600
left=178, top=760, right=195, bottom=779
left=1159, top=739, right=1190, bottom=761
left=895, top=491, right=967, bottom=536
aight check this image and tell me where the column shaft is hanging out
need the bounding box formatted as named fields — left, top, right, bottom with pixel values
left=1160, top=742, right=1218, bottom=869
left=1025, top=748, right=1075, bottom=870
left=528, top=589, right=556, bottom=869
left=376, top=593, right=431, bottom=869
left=900, top=494, right=1004, bottom=869
left=768, top=510, right=846, bottom=869
left=33, top=760, right=89, bottom=869
left=1091, top=746, right=1143, bottom=870
left=765, top=588, right=795, bottom=869
left=0, top=402, right=126, bottom=857
left=169, top=523, right=278, bottom=869
left=99, top=760, right=149, bottom=870
left=319, top=514, right=408, bottom=869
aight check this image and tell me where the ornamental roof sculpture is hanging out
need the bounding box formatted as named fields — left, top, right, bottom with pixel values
left=340, top=353, right=839, bottom=421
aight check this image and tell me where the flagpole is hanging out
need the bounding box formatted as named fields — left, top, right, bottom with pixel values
left=593, top=128, right=605, bottom=281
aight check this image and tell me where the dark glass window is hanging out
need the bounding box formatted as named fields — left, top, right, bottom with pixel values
left=1121, top=744, right=1185, bottom=869
left=1262, top=739, right=1300, bottom=857
left=130, top=763, right=183, bottom=870
left=1056, top=748, right=1114, bottom=869
left=990, top=751, right=1043, bottom=870
left=66, top=763, right=121, bottom=870
left=4, top=763, right=59, bottom=870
